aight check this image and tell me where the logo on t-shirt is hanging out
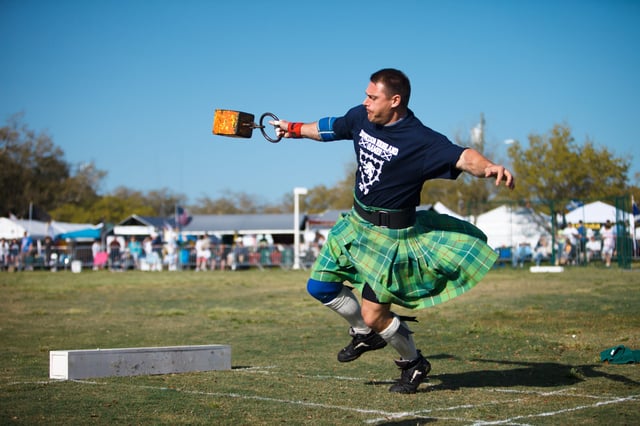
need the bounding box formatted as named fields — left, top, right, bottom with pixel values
left=357, top=130, right=399, bottom=194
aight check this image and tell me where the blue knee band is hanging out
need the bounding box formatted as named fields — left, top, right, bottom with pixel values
left=317, top=117, right=337, bottom=141
left=307, top=279, right=343, bottom=303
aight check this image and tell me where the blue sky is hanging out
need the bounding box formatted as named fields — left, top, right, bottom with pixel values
left=1, top=0, right=638, bottom=205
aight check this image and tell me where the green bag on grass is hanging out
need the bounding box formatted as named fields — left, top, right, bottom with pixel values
left=600, top=345, right=640, bottom=364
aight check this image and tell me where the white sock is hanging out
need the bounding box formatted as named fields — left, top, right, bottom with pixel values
left=323, top=287, right=371, bottom=335
left=378, top=315, right=418, bottom=360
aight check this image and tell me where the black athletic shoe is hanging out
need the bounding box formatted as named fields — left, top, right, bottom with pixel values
left=337, top=328, right=387, bottom=362
left=389, top=351, right=431, bottom=394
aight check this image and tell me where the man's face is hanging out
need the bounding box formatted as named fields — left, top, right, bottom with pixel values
left=363, top=81, right=396, bottom=125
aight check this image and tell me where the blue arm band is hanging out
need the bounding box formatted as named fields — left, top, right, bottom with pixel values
left=317, top=117, right=337, bottom=141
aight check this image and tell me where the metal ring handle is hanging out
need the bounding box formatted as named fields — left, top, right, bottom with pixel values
left=259, top=112, right=282, bottom=143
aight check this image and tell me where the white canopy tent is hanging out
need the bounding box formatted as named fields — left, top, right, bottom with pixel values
left=564, top=201, right=629, bottom=225
left=431, top=201, right=467, bottom=220
left=0, top=218, right=94, bottom=241
left=475, top=205, right=550, bottom=249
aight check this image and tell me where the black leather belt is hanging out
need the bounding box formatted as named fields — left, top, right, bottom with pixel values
left=353, top=201, right=416, bottom=229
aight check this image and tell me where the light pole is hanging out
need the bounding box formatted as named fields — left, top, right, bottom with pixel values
left=293, top=187, right=308, bottom=270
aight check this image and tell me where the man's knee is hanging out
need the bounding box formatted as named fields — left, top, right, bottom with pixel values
left=306, top=279, right=343, bottom=303
left=361, top=299, right=393, bottom=332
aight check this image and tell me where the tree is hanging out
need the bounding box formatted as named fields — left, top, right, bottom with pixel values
left=185, top=163, right=356, bottom=215
left=507, top=124, right=630, bottom=207
left=51, top=191, right=161, bottom=223
left=1, top=114, right=70, bottom=217
left=58, top=162, right=105, bottom=206
left=0, top=114, right=109, bottom=220
left=192, top=190, right=271, bottom=214
left=420, top=120, right=498, bottom=217
left=305, top=164, right=356, bottom=212
left=144, top=188, right=187, bottom=217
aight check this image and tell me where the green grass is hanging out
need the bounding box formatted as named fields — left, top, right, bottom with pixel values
left=1, top=266, right=639, bottom=425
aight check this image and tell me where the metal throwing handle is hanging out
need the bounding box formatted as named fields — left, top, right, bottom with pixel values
left=259, top=112, right=282, bottom=143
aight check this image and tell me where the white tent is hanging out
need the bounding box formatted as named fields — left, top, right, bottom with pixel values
left=432, top=201, right=467, bottom=220
left=564, top=201, right=629, bottom=225
left=475, top=205, right=550, bottom=249
left=0, top=218, right=94, bottom=241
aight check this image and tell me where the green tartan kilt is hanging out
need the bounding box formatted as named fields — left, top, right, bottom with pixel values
left=309, top=209, right=498, bottom=310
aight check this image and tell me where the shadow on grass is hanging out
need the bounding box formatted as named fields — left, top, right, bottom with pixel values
left=366, top=355, right=639, bottom=391
left=369, top=357, right=639, bottom=425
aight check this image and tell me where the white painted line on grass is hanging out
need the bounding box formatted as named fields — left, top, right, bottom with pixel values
left=490, top=387, right=618, bottom=400
left=234, top=366, right=377, bottom=382
left=69, top=379, right=530, bottom=424
left=471, top=395, right=640, bottom=426
left=6, top=379, right=638, bottom=425
left=76, top=379, right=414, bottom=419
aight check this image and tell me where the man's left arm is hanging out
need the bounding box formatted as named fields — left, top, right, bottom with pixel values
left=455, top=148, right=515, bottom=189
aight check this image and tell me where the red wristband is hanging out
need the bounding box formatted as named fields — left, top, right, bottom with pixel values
left=287, top=122, right=303, bottom=138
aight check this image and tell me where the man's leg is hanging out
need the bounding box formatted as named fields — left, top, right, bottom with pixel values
left=360, top=292, right=420, bottom=361
left=307, top=279, right=387, bottom=362
left=361, top=285, right=431, bottom=394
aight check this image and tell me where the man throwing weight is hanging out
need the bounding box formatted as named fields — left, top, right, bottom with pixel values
left=273, top=68, right=514, bottom=393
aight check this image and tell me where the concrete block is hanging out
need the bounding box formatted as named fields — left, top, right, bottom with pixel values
left=50, top=344, right=231, bottom=380
left=529, top=266, right=564, bottom=273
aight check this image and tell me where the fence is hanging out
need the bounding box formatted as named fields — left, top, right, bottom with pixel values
left=3, top=195, right=636, bottom=272
left=2, top=243, right=319, bottom=272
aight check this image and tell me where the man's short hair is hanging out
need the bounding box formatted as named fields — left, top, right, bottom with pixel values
left=370, top=68, right=411, bottom=107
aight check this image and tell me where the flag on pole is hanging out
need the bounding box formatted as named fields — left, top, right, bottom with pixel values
left=175, top=206, right=192, bottom=227
left=632, top=195, right=638, bottom=255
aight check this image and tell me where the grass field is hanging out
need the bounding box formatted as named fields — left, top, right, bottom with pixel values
left=1, top=265, right=639, bottom=425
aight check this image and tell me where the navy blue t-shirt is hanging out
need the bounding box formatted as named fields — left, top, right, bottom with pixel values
left=329, top=105, right=465, bottom=209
